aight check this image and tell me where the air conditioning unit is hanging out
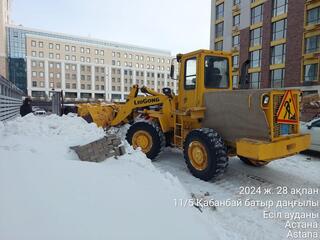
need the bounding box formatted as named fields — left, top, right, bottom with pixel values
left=232, top=47, right=239, bottom=52
left=233, top=5, right=240, bottom=12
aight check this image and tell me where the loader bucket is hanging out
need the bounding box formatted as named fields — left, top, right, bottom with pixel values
left=77, top=103, right=117, bottom=128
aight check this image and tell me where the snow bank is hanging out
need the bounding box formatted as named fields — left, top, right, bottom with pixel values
left=0, top=115, right=217, bottom=240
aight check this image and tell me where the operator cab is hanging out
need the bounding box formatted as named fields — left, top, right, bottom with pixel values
left=170, top=49, right=232, bottom=110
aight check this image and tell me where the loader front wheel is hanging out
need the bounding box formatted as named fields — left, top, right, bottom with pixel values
left=238, top=156, right=269, bottom=167
left=126, top=121, right=165, bottom=160
left=184, top=129, right=228, bottom=181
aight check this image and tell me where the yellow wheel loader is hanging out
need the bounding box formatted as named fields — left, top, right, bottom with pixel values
left=77, top=49, right=310, bottom=181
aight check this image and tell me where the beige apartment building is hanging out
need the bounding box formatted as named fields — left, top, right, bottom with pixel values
left=0, top=0, right=10, bottom=78
left=7, top=26, right=176, bottom=101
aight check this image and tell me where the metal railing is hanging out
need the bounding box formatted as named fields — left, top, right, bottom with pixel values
left=0, top=75, right=24, bottom=121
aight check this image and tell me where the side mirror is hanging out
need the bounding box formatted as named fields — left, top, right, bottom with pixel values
left=170, top=65, right=175, bottom=79
left=307, top=124, right=312, bottom=130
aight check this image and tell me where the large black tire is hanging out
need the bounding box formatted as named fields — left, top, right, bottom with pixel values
left=183, top=128, right=228, bottom=181
left=238, top=156, right=269, bottom=167
left=126, top=120, right=165, bottom=160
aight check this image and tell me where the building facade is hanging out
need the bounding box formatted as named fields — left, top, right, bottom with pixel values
left=0, top=0, right=10, bottom=78
left=7, top=25, right=176, bottom=101
left=210, top=0, right=320, bottom=91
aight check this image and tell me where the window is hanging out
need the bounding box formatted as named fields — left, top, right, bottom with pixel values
left=184, top=58, right=197, bottom=90
left=56, top=73, right=61, bottom=79
left=250, top=50, right=261, bottom=68
left=271, top=68, right=285, bottom=87
left=117, top=52, right=121, bottom=58
left=100, top=50, right=104, bottom=56
left=81, top=57, right=85, bottom=62
left=65, top=45, right=70, bottom=51
left=205, top=56, right=230, bottom=89
left=31, top=40, right=36, bottom=47
left=32, top=81, right=37, bottom=87
left=251, top=4, right=263, bottom=24
left=215, top=22, right=224, bottom=38
left=100, top=59, right=104, bottom=64
left=233, top=75, right=239, bottom=88
left=307, top=7, right=320, bottom=25
left=232, top=55, right=239, bottom=68
left=56, top=44, right=60, bottom=50
left=65, top=55, right=70, bottom=60
left=66, top=73, right=70, bottom=79
left=72, top=55, right=76, bottom=61
left=56, top=63, right=60, bottom=69
left=49, top=43, right=53, bottom=49
left=249, top=72, right=261, bottom=88
left=86, top=48, right=90, bottom=54
left=49, top=63, right=54, bottom=68
left=32, top=51, right=36, bottom=57
left=71, top=46, right=76, bottom=52
left=215, top=41, right=223, bottom=51
left=56, top=54, right=60, bottom=59
left=271, top=44, right=286, bottom=64
left=250, top=27, right=262, bottom=46
left=66, top=83, right=70, bottom=89
left=233, top=14, right=240, bottom=27
left=272, top=19, right=287, bottom=41
left=272, top=0, right=287, bottom=17
left=39, top=72, right=44, bottom=77
left=86, top=57, right=90, bottom=63
left=112, top=60, right=115, bottom=65
left=32, top=61, right=36, bottom=67
left=95, top=49, right=99, bottom=55
left=72, top=65, right=76, bottom=71
left=32, top=71, right=37, bottom=77
left=39, top=62, right=44, bottom=68
left=305, top=35, right=320, bottom=53
left=39, top=42, right=43, bottom=48
left=304, top=64, right=318, bottom=82
left=80, top=47, right=84, bottom=53
left=216, top=3, right=224, bottom=20
left=233, top=0, right=240, bottom=5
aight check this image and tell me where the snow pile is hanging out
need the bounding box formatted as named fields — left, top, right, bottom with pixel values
left=0, top=114, right=219, bottom=240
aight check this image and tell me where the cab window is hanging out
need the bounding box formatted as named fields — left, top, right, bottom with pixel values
left=204, top=56, right=230, bottom=89
left=184, top=58, right=197, bottom=90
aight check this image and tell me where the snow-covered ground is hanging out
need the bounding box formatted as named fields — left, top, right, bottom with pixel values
left=1, top=114, right=319, bottom=240
left=0, top=115, right=228, bottom=240
left=155, top=149, right=320, bottom=240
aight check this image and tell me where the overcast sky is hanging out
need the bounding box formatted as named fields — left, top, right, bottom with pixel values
left=11, top=0, right=212, bottom=55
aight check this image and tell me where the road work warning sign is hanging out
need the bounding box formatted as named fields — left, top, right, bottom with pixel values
left=277, top=90, right=298, bottom=124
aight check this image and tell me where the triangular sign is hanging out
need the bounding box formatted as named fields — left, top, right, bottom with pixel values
left=277, top=90, right=298, bottom=124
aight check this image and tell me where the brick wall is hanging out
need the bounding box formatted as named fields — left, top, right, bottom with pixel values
left=261, top=0, right=272, bottom=88
left=285, top=0, right=305, bottom=87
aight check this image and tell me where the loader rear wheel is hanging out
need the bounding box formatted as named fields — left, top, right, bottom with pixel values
left=126, top=121, right=165, bottom=160
left=184, top=128, right=228, bottom=181
left=238, top=156, right=269, bottom=167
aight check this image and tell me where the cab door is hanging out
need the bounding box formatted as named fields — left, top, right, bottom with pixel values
left=178, top=56, right=198, bottom=111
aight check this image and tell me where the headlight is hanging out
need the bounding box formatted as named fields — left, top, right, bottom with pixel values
left=262, top=95, right=270, bottom=106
